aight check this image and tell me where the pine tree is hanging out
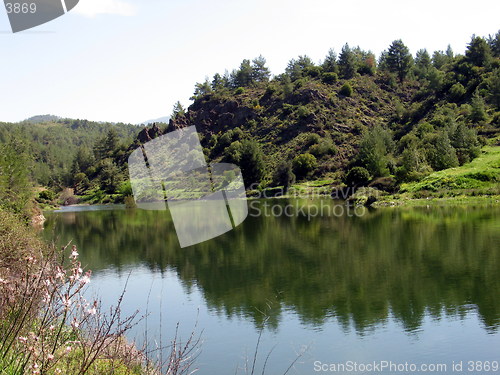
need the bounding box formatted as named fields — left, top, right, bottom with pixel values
left=286, top=55, right=314, bottom=81
left=414, top=49, right=431, bottom=78
left=172, top=101, right=186, bottom=120
left=322, top=48, right=338, bottom=73
left=386, top=40, right=413, bottom=82
left=211, top=73, right=224, bottom=91
left=470, top=91, right=488, bottom=123
left=233, top=59, right=253, bottom=87
left=251, top=55, right=271, bottom=83
left=488, top=30, right=500, bottom=57
left=338, top=44, right=356, bottom=79
left=466, top=35, right=492, bottom=67
left=191, top=79, right=212, bottom=100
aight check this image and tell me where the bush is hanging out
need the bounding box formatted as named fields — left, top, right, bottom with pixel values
left=296, top=105, right=310, bottom=118
left=38, top=189, right=56, bottom=202
left=309, top=139, right=337, bottom=157
left=235, top=87, right=245, bottom=95
left=339, top=82, right=353, bottom=97
left=304, top=66, right=322, bottom=78
left=292, top=153, right=317, bottom=179
left=304, top=133, right=321, bottom=147
left=344, top=166, right=371, bottom=187
left=321, top=72, right=338, bottom=84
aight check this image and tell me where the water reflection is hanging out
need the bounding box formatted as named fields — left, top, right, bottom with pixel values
left=44, top=201, right=500, bottom=334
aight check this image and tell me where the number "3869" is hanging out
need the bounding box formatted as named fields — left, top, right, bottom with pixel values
left=5, top=3, right=37, bottom=14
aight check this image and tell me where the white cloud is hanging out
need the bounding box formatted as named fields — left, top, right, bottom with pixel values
left=73, top=0, right=136, bottom=17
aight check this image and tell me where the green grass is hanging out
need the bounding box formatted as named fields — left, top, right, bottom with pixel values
left=400, top=146, right=500, bottom=196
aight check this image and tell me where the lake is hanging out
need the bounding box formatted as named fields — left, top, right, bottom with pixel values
left=43, top=200, right=500, bottom=374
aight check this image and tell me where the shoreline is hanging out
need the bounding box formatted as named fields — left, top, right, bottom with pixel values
left=44, top=193, right=500, bottom=212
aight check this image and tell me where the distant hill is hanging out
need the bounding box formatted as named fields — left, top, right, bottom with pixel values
left=141, top=116, right=170, bottom=125
left=23, top=114, right=61, bottom=123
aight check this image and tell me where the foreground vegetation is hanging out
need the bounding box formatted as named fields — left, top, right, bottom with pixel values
left=0, top=145, right=200, bottom=374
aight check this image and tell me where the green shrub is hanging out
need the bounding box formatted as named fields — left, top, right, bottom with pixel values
left=296, top=105, right=311, bottom=118
left=38, top=189, right=56, bottom=201
left=304, top=133, right=321, bottom=147
left=293, top=153, right=317, bottom=179
left=235, top=87, right=245, bottom=95
left=344, top=166, right=371, bottom=187
left=321, top=72, right=338, bottom=84
left=309, top=139, right=337, bottom=157
left=339, top=82, right=353, bottom=97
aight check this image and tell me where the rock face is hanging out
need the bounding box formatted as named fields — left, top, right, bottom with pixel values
left=137, top=123, right=163, bottom=143
left=169, top=97, right=257, bottom=137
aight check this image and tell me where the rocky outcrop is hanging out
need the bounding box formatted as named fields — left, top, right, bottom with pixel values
left=137, top=123, right=163, bottom=143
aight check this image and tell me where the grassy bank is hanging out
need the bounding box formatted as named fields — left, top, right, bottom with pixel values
left=375, top=145, right=500, bottom=206
left=259, top=144, right=500, bottom=207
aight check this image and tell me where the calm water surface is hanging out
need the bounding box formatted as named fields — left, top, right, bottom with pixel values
left=44, top=201, right=500, bottom=374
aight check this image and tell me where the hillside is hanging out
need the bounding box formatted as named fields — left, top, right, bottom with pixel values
left=0, top=118, right=140, bottom=188
left=163, top=32, right=500, bottom=195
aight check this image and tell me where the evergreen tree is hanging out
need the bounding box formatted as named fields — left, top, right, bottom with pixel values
left=233, top=59, right=254, bottom=87
left=414, top=49, right=431, bottom=78
left=432, top=51, right=449, bottom=70
left=401, top=144, right=428, bottom=176
left=94, top=128, right=120, bottom=161
left=466, top=35, right=492, bottom=67
left=470, top=91, right=488, bottom=123
left=386, top=40, right=413, bottom=82
left=286, top=55, right=314, bottom=81
left=446, top=44, right=454, bottom=59
left=338, top=44, right=356, bottom=79
left=251, top=55, right=271, bottom=83
left=99, top=159, right=123, bottom=193
left=211, top=73, right=224, bottom=91
left=191, top=79, right=212, bottom=100
left=322, top=48, right=338, bottom=73
left=172, top=101, right=186, bottom=120
left=488, top=30, right=500, bottom=57
left=71, top=146, right=94, bottom=176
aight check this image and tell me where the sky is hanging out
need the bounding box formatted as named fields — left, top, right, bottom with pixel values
left=1, top=0, right=499, bottom=124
